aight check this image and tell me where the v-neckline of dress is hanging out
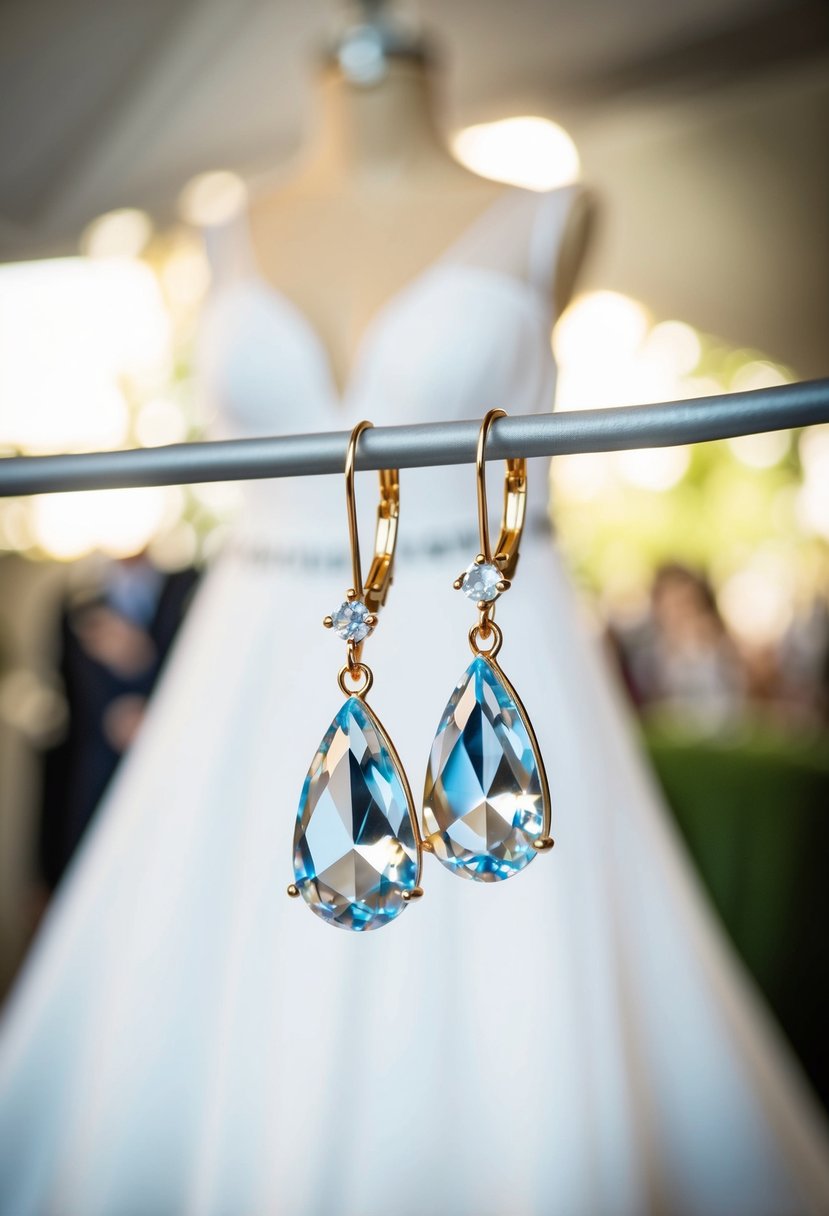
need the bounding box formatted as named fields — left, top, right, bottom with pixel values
left=240, top=185, right=526, bottom=405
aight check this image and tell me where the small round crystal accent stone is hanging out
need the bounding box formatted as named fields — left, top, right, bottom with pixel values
left=460, top=561, right=501, bottom=602
left=331, top=599, right=373, bottom=642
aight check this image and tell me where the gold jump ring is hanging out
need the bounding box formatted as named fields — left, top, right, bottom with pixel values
left=337, top=662, right=374, bottom=699
left=468, top=621, right=503, bottom=658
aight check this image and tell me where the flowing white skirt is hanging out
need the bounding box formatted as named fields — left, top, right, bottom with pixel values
left=1, top=534, right=827, bottom=1216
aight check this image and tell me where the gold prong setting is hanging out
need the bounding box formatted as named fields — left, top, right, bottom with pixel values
left=455, top=556, right=509, bottom=604
left=328, top=596, right=375, bottom=643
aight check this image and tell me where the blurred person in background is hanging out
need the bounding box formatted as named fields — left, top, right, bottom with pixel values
left=621, top=563, right=747, bottom=730
left=616, top=565, right=829, bottom=731
left=778, top=592, right=829, bottom=723
left=38, top=554, right=197, bottom=893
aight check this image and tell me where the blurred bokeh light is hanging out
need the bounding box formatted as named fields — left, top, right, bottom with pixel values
left=452, top=116, right=581, bottom=191
left=177, top=170, right=248, bottom=228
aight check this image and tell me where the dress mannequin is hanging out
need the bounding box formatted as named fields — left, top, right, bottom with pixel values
left=247, top=55, right=594, bottom=395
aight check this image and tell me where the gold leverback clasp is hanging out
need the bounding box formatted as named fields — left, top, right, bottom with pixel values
left=476, top=408, right=526, bottom=582
left=453, top=409, right=527, bottom=613
left=344, top=420, right=398, bottom=616
left=323, top=421, right=399, bottom=668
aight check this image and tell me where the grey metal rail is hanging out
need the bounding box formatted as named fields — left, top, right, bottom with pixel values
left=1, top=379, right=827, bottom=497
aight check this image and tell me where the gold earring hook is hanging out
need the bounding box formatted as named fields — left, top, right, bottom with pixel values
left=475, top=408, right=527, bottom=581
left=344, top=420, right=371, bottom=601
left=343, top=420, right=399, bottom=616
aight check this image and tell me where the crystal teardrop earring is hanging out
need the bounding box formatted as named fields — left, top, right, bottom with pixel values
left=422, top=408, right=554, bottom=881
left=289, top=421, right=425, bottom=930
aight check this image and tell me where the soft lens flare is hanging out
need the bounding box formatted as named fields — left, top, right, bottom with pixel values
left=452, top=117, right=580, bottom=191
left=179, top=171, right=248, bottom=227
left=81, top=208, right=153, bottom=259
left=0, top=258, right=170, bottom=452
left=643, top=321, right=701, bottom=377
left=616, top=446, right=691, bottom=492
left=554, top=292, right=650, bottom=366
left=32, top=488, right=170, bottom=560
left=719, top=563, right=794, bottom=647
left=728, top=431, right=790, bottom=469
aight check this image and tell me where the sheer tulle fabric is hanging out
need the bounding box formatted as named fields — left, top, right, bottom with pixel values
left=1, top=186, right=827, bottom=1215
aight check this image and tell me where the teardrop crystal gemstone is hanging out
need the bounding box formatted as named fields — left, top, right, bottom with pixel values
left=423, top=656, right=545, bottom=881
left=294, top=697, right=418, bottom=930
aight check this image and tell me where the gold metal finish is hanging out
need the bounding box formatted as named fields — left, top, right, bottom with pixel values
left=402, top=887, right=425, bottom=901
left=469, top=620, right=504, bottom=659
left=475, top=408, right=527, bottom=581
left=337, top=658, right=374, bottom=699
left=343, top=420, right=399, bottom=615
left=286, top=884, right=300, bottom=898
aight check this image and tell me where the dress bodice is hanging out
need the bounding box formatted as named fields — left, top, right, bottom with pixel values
left=196, top=185, right=578, bottom=548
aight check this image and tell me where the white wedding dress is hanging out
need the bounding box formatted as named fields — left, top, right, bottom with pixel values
left=1, top=186, right=828, bottom=1216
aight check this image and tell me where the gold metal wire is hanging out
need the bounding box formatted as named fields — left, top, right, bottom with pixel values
left=344, top=420, right=399, bottom=614
left=337, top=661, right=373, bottom=698
left=469, top=620, right=503, bottom=658
left=475, top=408, right=527, bottom=581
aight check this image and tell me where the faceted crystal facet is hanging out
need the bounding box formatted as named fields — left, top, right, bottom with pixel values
left=461, top=561, right=501, bottom=602
left=423, top=657, right=544, bottom=881
left=294, top=697, right=418, bottom=930
left=330, top=599, right=373, bottom=642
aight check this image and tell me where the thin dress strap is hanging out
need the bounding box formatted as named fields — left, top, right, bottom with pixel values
left=526, top=184, right=581, bottom=302
left=201, top=206, right=256, bottom=287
